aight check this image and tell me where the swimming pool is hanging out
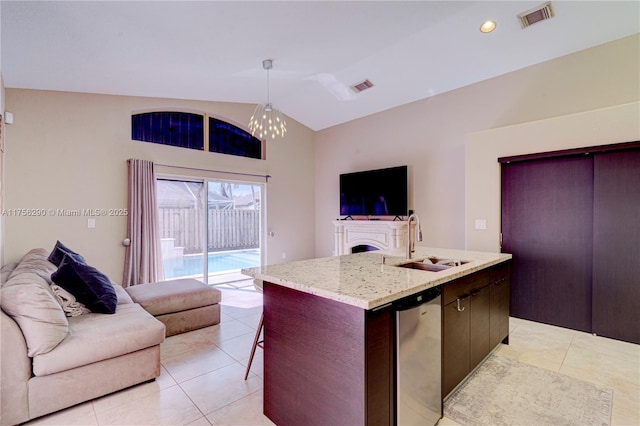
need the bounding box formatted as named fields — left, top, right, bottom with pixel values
left=163, top=249, right=260, bottom=279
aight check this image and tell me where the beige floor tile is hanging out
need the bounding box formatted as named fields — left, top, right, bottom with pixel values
left=94, top=385, right=202, bottom=426
left=495, top=320, right=575, bottom=372
left=561, top=346, right=640, bottom=388
left=220, top=304, right=262, bottom=321
left=237, top=311, right=262, bottom=329
left=208, top=319, right=255, bottom=346
left=508, top=316, right=527, bottom=332
left=180, top=363, right=263, bottom=416
left=571, top=331, right=640, bottom=366
left=558, top=330, right=640, bottom=426
left=19, top=298, right=639, bottom=426
left=611, top=388, right=640, bottom=426
left=185, top=416, right=213, bottom=426
left=219, top=311, right=235, bottom=323
left=513, top=318, right=577, bottom=342
left=216, top=332, right=259, bottom=361
left=240, top=349, right=264, bottom=379
left=160, top=326, right=219, bottom=360
left=92, top=367, right=176, bottom=415
left=24, top=402, right=97, bottom=426
left=218, top=288, right=262, bottom=311
left=162, top=345, right=237, bottom=383
left=437, top=415, right=463, bottom=426
left=206, top=390, right=275, bottom=426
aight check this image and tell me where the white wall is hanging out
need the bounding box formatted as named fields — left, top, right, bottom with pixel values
left=3, top=90, right=315, bottom=281
left=314, top=34, right=639, bottom=257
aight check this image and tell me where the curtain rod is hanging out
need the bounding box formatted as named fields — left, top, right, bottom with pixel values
left=154, top=163, right=271, bottom=182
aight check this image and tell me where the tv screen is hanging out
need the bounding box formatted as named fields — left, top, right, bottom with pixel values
left=340, top=166, right=408, bottom=217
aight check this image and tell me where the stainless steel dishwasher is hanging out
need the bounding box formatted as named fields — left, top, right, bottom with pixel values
left=395, top=286, right=442, bottom=426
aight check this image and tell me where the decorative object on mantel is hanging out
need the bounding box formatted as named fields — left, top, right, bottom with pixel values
left=444, top=354, right=613, bottom=426
left=249, top=59, right=287, bottom=140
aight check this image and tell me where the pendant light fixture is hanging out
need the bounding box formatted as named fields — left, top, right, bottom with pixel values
left=249, top=59, right=287, bottom=140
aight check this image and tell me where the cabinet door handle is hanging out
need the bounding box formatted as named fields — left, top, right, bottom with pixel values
left=456, top=298, right=466, bottom=312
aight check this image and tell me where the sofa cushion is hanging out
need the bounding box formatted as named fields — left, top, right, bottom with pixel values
left=114, top=284, right=134, bottom=305
left=51, top=255, right=117, bottom=314
left=125, top=279, right=222, bottom=316
left=32, top=303, right=165, bottom=376
left=0, top=262, right=19, bottom=285
left=47, top=240, right=86, bottom=266
left=1, top=275, right=69, bottom=356
left=1, top=249, right=69, bottom=357
left=7, top=248, right=57, bottom=284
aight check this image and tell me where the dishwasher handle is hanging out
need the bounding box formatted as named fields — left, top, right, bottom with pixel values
left=394, top=287, right=442, bottom=311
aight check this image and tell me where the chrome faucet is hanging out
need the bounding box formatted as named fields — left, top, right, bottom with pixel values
left=406, top=213, right=423, bottom=259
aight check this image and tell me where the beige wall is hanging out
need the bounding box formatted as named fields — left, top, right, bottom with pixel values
left=314, top=34, right=640, bottom=257
left=0, top=73, right=5, bottom=266
left=3, top=90, right=316, bottom=281
left=4, top=34, right=639, bottom=274
left=466, top=102, right=640, bottom=252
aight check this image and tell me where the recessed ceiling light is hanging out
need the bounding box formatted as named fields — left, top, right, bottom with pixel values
left=480, top=20, right=497, bottom=33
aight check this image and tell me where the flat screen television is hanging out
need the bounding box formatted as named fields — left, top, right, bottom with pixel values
left=340, top=165, right=408, bottom=217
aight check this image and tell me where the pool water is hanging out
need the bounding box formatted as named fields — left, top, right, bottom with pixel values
left=164, top=249, right=260, bottom=279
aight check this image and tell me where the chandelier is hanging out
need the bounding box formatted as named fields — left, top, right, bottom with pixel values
left=249, top=59, right=287, bottom=140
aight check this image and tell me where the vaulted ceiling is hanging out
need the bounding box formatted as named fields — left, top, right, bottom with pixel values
left=2, top=1, right=638, bottom=130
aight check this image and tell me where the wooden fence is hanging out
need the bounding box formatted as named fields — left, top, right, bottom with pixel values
left=158, top=208, right=259, bottom=254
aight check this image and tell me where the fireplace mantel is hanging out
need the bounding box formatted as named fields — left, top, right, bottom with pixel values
left=333, top=220, right=410, bottom=255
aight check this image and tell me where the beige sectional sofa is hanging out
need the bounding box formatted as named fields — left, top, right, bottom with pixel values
left=0, top=249, right=166, bottom=426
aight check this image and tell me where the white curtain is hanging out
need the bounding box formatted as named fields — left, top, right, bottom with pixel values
left=123, top=159, right=164, bottom=287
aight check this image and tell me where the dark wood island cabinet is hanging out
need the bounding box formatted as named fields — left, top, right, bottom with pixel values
left=442, top=262, right=511, bottom=397
left=243, top=249, right=512, bottom=425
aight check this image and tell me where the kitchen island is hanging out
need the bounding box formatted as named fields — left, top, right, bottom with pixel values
left=242, top=247, right=512, bottom=426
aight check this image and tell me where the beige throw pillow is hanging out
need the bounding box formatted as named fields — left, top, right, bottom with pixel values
left=1, top=248, right=69, bottom=356
left=1, top=281, right=69, bottom=356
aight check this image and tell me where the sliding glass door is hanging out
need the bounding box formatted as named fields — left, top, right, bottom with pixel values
left=157, top=178, right=263, bottom=284
left=206, top=181, right=261, bottom=284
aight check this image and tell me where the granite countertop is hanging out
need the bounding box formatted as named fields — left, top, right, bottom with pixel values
left=241, top=247, right=512, bottom=310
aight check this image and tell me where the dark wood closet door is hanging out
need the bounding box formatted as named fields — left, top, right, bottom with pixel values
left=592, top=149, right=640, bottom=344
left=501, top=156, right=594, bottom=332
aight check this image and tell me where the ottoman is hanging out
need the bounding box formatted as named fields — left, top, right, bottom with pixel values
left=125, top=279, right=221, bottom=337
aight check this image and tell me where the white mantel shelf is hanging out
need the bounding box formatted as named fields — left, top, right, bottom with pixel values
left=333, top=219, right=410, bottom=255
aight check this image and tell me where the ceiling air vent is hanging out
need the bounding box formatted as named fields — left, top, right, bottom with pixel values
left=518, top=1, right=554, bottom=29
left=350, top=79, right=374, bottom=93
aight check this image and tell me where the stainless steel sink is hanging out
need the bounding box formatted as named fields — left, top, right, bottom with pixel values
left=423, top=257, right=470, bottom=267
left=396, top=258, right=471, bottom=272
left=397, top=262, right=451, bottom=272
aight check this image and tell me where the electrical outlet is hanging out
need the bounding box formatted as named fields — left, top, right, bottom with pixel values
left=282, top=252, right=287, bottom=259
left=475, top=219, right=487, bottom=230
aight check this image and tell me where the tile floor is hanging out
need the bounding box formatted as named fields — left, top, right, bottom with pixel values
left=25, top=281, right=639, bottom=426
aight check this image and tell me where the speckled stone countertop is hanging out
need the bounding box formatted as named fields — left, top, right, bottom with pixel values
left=241, top=247, right=512, bottom=310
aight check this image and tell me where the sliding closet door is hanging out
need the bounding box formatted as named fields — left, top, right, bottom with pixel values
left=592, top=149, right=640, bottom=344
left=501, top=156, right=594, bottom=332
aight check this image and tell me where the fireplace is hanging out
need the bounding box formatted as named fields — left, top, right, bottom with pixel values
left=333, top=220, right=410, bottom=255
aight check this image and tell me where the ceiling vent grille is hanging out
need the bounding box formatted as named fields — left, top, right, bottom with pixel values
left=350, top=79, right=374, bottom=93
left=518, top=1, right=554, bottom=29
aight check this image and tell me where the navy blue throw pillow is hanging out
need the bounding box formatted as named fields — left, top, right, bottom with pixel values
left=48, top=240, right=86, bottom=266
left=51, top=254, right=117, bottom=314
